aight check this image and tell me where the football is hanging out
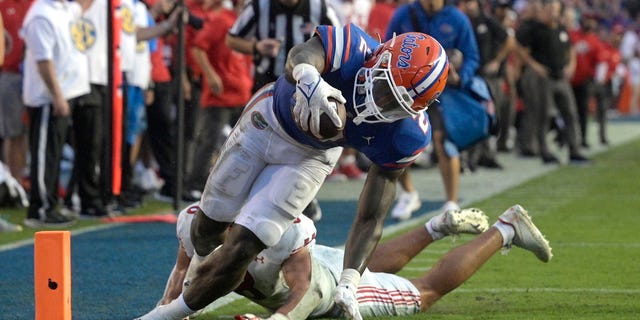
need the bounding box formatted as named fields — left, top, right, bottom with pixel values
left=316, top=97, right=347, bottom=140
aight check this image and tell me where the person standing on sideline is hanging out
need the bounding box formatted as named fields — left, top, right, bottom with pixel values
left=21, top=0, right=90, bottom=228
left=0, top=0, right=32, bottom=191
left=514, top=0, right=590, bottom=164
left=458, top=0, right=514, bottom=171
left=135, top=24, right=450, bottom=320
left=385, top=0, right=480, bottom=220
left=569, top=12, right=605, bottom=149
left=184, top=0, right=253, bottom=199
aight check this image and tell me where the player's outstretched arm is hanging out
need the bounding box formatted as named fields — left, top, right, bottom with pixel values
left=344, top=165, right=404, bottom=272
left=335, top=165, right=404, bottom=320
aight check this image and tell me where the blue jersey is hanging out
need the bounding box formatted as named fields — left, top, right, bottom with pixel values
left=273, top=23, right=432, bottom=169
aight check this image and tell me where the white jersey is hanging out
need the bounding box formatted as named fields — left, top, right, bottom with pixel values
left=82, top=0, right=109, bottom=85
left=20, top=0, right=90, bottom=106
left=126, top=0, right=151, bottom=89
left=119, top=0, right=136, bottom=74
left=308, top=246, right=422, bottom=318
left=176, top=202, right=421, bottom=318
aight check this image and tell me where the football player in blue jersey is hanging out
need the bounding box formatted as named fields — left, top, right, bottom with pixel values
left=136, top=23, right=450, bottom=320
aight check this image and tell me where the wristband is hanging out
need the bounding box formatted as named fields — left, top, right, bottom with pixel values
left=338, top=268, right=361, bottom=289
left=252, top=41, right=261, bottom=61
left=267, top=313, right=289, bottom=320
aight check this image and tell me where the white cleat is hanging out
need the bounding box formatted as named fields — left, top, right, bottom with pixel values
left=391, top=190, right=421, bottom=221
left=497, top=205, right=553, bottom=262
left=432, top=208, right=490, bottom=235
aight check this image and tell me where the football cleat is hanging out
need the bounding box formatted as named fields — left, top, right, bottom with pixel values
left=430, top=208, right=489, bottom=235
left=497, top=205, right=553, bottom=262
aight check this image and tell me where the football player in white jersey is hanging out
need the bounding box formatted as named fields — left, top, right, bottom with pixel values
left=141, top=202, right=551, bottom=319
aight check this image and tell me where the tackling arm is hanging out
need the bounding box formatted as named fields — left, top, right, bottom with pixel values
left=158, top=245, right=192, bottom=305
left=273, top=247, right=321, bottom=319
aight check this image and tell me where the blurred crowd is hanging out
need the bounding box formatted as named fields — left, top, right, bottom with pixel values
left=1, top=0, right=639, bottom=231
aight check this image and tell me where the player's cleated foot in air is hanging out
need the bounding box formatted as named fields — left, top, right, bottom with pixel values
left=429, top=208, right=490, bottom=236
left=497, top=204, right=553, bottom=262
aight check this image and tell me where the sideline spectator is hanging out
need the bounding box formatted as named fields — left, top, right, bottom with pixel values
left=569, top=11, right=605, bottom=148
left=459, top=0, right=514, bottom=171
left=184, top=0, right=253, bottom=197
left=21, top=0, right=90, bottom=228
left=0, top=0, right=31, bottom=188
left=514, top=0, right=589, bottom=164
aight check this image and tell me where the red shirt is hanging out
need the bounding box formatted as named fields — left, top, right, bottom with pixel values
left=185, top=0, right=207, bottom=78
left=150, top=37, right=171, bottom=83
left=367, top=2, right=396, bottom=40
left=1, top=0, right=32, bottom=72
left=600, top=42, right=622, bottom=82
left=570, top=29, right=605, bottom=86
left=193, top=8, right=252, bottom=108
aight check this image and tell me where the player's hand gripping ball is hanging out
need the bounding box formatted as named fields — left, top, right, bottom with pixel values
left=312, top=96, right=346, bottom=140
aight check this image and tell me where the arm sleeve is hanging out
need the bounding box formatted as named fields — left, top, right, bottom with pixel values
left=228, top=1, right=256, bottom=38
left=315, top=23, right=377, bottom=75
left=23, top=17, right=56, bottom=62
left=455, top=14, right=480, bottom=88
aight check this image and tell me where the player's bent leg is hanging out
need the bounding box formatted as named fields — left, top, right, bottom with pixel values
left=369, top=208, right=489, bottom=274
left=184, top=225, right=267, bottom=310
left=368, top=226, right=433, bottom=274
left=190, top=209, right=231, bottom=257
left=410, top=229, right=504, bottom=310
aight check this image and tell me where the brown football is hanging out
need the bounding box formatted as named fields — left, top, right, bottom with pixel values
left=316, top=97, right=347, bottom=140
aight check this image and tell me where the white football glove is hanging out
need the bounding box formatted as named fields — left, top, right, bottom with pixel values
left=292, top=63, right=346, bottom=138
left=333, top=269, right=362, bottom=320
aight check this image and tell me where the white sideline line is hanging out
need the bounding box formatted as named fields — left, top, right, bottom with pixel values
left=455, top=288, right=640, bottom=294
left=554, top=242, right=640, bottom=248
left=0, top=223, right=124, bottom=252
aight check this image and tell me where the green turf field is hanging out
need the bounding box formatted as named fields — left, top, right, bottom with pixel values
left=196, top=138, right=640, bottom=319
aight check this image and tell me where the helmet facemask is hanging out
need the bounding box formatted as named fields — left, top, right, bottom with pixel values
left=353, top=51, right=416, bottom=125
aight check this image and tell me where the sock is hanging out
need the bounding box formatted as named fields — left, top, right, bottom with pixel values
left=425, top=219, right=445, bottom=241
left=156, top=294, right=195, bottom=319
left=493, top=221, right=515, bottom=246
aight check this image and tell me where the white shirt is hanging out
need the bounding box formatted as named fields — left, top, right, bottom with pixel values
left=21, top=0, right=90, bottom=106
left=82, top=0, right=109, bottom=85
